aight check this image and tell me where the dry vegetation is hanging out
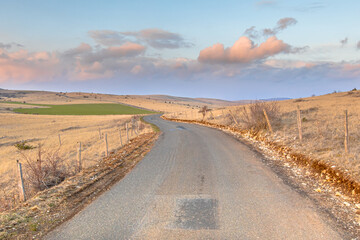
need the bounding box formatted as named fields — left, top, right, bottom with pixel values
left=0, top=113, right=153, bottom=210
left=165, top=90, right=360, bottom=185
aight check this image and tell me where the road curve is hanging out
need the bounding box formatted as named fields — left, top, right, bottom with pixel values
left=47, top=115, right=343, bottom=239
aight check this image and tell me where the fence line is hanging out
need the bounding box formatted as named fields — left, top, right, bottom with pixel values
left=167, top=106, right=352, bottom=155
left=10, top=117, right=150, bottom=202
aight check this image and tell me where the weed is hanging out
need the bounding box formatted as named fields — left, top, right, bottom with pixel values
left=14, top=141, right=35, bottom=150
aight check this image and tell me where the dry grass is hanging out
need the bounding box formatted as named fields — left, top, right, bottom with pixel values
left=165, top=90, right=360, bottom=183
left=0, top=113, right=153, bottom=210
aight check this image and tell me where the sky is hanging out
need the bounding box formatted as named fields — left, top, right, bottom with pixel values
left=0, top=0, right=359, bottom=100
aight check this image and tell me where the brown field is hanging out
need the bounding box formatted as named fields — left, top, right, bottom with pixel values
left=165, top=90, right=360, bottom=183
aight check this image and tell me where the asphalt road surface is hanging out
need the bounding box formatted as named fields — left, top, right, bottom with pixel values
left=47, top=115, right=343, bottom=239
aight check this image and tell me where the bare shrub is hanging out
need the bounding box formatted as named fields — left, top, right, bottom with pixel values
left=199, top=106, right=211, bottom=121
left=18, top=144, right=70, bottom=194
left=235, top=101, right=280, bottom=131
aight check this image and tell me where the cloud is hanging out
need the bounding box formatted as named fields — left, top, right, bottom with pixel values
left=198, top=36, right=295, bottom=64
left=0, top=42, right=23, bottom=49
left=132, top=28, right=194, bottom=49
left=244, top=26, right=259, bottom=40
left=244, top=17, right=297, bottom=40
left=0, top=48, right=59, bottom=83
left=63, top=43, right=92, bottom=56
left=263, top=17, right=297, bottom=36
left=89, top=28, right=193, bottom=49
left=340, top=37, right=348, bottom=46
left=357, top=41, right=360, bottom=50
left=64, top=42, right=146, bottom=80
left=264, top=59, right=316, bottom=69
left=88, top=30, right=126, bottom=46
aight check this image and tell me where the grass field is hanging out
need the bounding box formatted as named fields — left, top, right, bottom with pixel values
left=12, top=103, right=156, bottom=115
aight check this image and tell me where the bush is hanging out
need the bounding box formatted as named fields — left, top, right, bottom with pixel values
left=234, top=101, right=280, bottom=131
left=198, top=106, right=211, bottom=121
left=19, top=145, right=70, bottom=193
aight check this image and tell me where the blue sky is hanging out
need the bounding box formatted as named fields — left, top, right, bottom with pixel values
left=0, top=0, right=359, bottom=100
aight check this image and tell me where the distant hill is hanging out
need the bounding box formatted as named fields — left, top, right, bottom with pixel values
left=0, top=89, right=290, bottom=110
left=260, top=97, right=291, bottom=102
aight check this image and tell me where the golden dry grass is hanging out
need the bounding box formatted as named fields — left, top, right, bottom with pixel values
left=0, top=113, right=153, bottom=200
left=166, top=90, right=360, bottom=182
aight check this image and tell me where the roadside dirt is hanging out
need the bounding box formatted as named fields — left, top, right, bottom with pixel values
left=0, top=132, right=159, bottom=240
left=162, top=116, right=360, bottom=239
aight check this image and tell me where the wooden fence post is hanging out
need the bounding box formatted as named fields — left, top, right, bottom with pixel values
left=58, top=134, right=61, bottom=146
left=104, top=133, right=108, bottom=157
left=98, top=128, right=102, bottom=140
left=135, top=122, right=139, bottom=137
left=119, top=128, right=123, bottom=147
left=17, top=160, right=26, bottom=202
left=263, top=109, right=273, bottom=134
left=126, top=123, right=129, bottom=143
left=344, top=110, right=349, bottom=153
left=78, top=142, right=82, bottom=172
left=297, top=106, right=302, bottom=141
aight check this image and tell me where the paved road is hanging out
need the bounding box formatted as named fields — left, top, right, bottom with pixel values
left=47, top=115, right=343, bottom=239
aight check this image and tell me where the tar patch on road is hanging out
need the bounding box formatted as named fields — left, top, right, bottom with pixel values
left=173, top=198, right=218, bottom=230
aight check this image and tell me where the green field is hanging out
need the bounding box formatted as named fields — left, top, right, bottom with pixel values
left=9, top=103, right=156, bottom=115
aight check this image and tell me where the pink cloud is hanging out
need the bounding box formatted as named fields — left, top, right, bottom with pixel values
left=198, top=36, right=291, bottom=64
left=64, top=43, right=92, bottom=56
left=105, top=42, right=145, bottom=57
left=72, top=61, right=114, bottom=81
left=0, top=49, right=59, bottom=83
